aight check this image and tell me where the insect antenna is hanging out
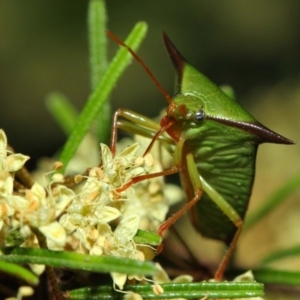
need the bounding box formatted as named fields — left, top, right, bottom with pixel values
left=143, top=116, right=175, bottom=155
left=106, top=30, right=173, bottom=104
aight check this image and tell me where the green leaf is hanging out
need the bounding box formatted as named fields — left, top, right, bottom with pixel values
left=253, top=268, right=300, bottom=286
left=0, top=260, right=39, bottom=285
left=260, top=244, right=300, bottom=265
left=88, top=0, right=107, bottom=91
left=0, top=247, right=156, bottom=276
left=69, top=281, right=264, bottom=299
left=88, top=0, right=111, bottom=143
left=133, top=230, right=162, bottom=246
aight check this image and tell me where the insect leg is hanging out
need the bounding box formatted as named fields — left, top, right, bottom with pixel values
left=199, top=175, right=243, bottom=281
left=110, top=108, right=169, bottom=155
left=157, top=152, right=203, bottom=239
left=115, top=165, right=179, bottom=193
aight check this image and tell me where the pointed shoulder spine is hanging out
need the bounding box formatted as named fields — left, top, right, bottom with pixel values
left=162, top=32, right=187, bottom=90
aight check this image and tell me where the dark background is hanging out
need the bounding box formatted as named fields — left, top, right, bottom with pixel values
left=0, top=0, right=299, bottom=164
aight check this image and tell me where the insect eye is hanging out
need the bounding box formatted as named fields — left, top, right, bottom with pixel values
left=194, top=109, right=205, bottom=122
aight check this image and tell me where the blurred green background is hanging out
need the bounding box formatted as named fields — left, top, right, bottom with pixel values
left=0, top=0, right=299, bottom=168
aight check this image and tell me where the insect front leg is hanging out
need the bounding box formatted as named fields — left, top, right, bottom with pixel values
left=199, top=176, right=243, bottom=281
left=110, top=108, right=172, bottom=155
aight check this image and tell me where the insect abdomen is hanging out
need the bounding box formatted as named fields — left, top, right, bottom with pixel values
left=186, top=122, right=258, bottom=244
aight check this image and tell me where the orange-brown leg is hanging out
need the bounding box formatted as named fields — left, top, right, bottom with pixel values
left=116, top=166, right=179, bottom=193
left=214, top=220, right=243, bottom=281
left=157, top=152, right=203, bottom=253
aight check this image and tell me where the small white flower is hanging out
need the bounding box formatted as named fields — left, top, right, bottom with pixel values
left=0, top=200, right=14, bottom=230
left=111, top=272, right=127, bottom=290
left=0, top=129, right=30, bottom=173
left=52, top=185, right=75, bottom=217
left=114, top=214, right=140, bottom=244
left=59, top=213, right=77, bottom=234
left=8, top=182, right=55, bottom=227
left=39, top=221, right=66, bottom=250
left=0, top=172, right=13, bottom=198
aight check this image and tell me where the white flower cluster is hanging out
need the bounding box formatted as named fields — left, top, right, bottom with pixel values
left=0, top=129, right=263, bottom=300
left=0, top=129, right=170, bottom=290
